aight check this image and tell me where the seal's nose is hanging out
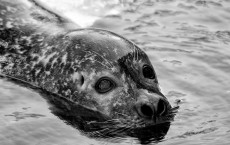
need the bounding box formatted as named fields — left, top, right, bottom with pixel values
left=136, top=99, right=167, bottom=118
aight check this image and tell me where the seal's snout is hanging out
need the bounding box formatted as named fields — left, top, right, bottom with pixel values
left=135, top=97, right=168, bottom=119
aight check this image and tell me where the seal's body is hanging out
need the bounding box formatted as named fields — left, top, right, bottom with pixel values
left=0, top=0, right=178, bottom=139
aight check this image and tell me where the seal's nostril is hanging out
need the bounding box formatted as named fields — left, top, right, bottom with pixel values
left=157, top=99, right=167, bottom=116
left=141, top=104, right=154, bottom=117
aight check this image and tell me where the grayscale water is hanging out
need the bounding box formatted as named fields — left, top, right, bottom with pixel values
left=1, top=0, right=230, bottom=144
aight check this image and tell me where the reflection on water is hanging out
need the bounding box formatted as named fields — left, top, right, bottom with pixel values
left=39, top=0, right=123, bottom=27
left=1, top=0, right=230, bottom=145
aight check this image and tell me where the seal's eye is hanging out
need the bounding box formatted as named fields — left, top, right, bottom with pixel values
left=142, top=65, right=155, bottom=79
left=95, top=77, right=116, bottom=93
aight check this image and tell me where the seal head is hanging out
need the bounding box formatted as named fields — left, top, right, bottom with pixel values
left=50, top=29, right=178, bottom=130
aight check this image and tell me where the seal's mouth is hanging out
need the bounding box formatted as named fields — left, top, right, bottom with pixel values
left=85, top=105, right=179, bottom=137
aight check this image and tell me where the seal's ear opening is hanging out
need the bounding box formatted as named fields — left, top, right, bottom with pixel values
left=80, top=75, right=84, bottom=86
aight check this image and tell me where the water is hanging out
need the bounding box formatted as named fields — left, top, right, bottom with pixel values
left=1, top=0, right=230, bottom=144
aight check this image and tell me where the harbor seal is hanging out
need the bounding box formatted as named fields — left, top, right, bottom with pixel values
left=0, top=0, right=178, bottom=140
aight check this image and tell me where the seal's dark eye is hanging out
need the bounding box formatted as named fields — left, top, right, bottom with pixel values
left=95, top=77, right=116, bottom=93
left=142, top=65, right=155, bottom=79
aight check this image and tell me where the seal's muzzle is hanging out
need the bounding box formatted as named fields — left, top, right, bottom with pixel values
left=134, top=93, right=168, bottom=119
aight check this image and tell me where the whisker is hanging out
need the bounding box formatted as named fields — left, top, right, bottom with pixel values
left=114, top=112, right=130, bottom=119
left=85, top=105, right=180, bottom=138
left=168, top=106, right=180, bottom=115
